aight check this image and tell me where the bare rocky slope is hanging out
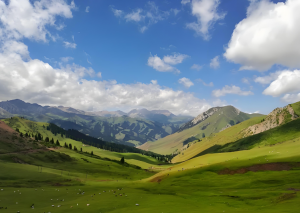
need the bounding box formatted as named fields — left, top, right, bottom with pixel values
left=243, top=104, right=298, bottom=137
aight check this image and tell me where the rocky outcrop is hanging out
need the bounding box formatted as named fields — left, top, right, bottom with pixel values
left=178, top=107, right=221, bottom=132
left=243, top=104, right=298, bottom=137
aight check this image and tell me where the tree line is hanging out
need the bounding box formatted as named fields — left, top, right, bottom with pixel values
left=47, top=123, right=174, bottom=162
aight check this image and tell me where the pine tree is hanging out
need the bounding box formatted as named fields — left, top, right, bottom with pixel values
left=69, top=143, right=72, bottom=149
left=50, top=138, right=54, bottom=144
left=64, top=142, right=68, bottom=148
left=80, top=147, right=82, bottom=152
left=20, top=132, right=23, bottom=137
left=45, top=137, right=49, bottom=142
left=91, top=151, right=93, bottom=155
left=56, top=140, right=60, bottom=146
left=120, top=157, right=125, bottom=164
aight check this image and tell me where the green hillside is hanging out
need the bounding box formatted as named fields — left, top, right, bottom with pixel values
left=2, top=117, right=169, bottom=169
left=1, top=115, right=300, bottom=212
left=140, top=106, right=262, bottom=155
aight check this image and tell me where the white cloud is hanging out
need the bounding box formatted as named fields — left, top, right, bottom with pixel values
left=0, top=42, right=210, bottom=116
left=282, top=93, right=300, bottom=103
left=61, top=57, right=73, bottom=62
left=147, top=55, right=179, bottom=73
left=263, top=70, right=300, bottom=97
left=224, top=0, right=300, bottom=71
left=242, top=78, right=250, bottom=84
left=210, top=56, right=219, bottom=69
left=151, top=80, right=158, bottom=84
left=179, top=78, right=194, bottom=88
left=187, top=0, right=226, bottom=40
left=85, top=6, right=90, bottom=13
left=63, top=41, right=77, bottom=49
left=147, top=53, right=188, bottom=73
left=112, top=8, right=123, bottom=17
left=125, top=9, right=144, bottom=22
left=254, top=71, right=283, bottom=85
left=97, top=72, right=102, bottom=78
left=87, top=59, right=92, bottom=65
left=0, top=0, right=75, bottom=42
left=191, top=64, right=202, bottom=71
left=197, top=79, right=213, bottom=87
left=113, top=2, right=170, bottom=33
left=163, top=53, right=189, bottom=65
left=212, top=85, right=254, bottom=97
left=181, top=0, right=191, bottom=5
left=72, top=35, right=75, bottom=41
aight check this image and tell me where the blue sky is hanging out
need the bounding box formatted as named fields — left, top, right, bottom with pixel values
left=1, top=0, right=299, bottom=116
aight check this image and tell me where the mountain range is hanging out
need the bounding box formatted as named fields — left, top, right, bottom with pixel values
left=0, top=99, right=192, bottom=146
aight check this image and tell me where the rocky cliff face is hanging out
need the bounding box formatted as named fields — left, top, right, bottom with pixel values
left=243, top=104, right=298, bottom=137
left=178, top=107, right=222, bottom=132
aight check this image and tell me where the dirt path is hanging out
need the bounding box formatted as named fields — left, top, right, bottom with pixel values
left=219, top=162, right=300, bottom=175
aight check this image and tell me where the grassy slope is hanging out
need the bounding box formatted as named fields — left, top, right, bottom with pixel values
left=216, top=117, right=300, bottom=153
left=1, top=126, right=300, bottom=212
left=172, top=116, right=265, bottom=163
left=291, top=101, right=300, bottom=116
left=2, top=117, right=166, bottom=170
left=140, top=109, right=264, bottom=155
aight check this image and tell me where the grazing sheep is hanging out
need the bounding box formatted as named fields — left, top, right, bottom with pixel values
left=87, top=204, right=90, bottom=206
left=136, top=204, right=139, bottom=206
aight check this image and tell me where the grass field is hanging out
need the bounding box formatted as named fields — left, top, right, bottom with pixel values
left=1, top=117, right=300, bottom=212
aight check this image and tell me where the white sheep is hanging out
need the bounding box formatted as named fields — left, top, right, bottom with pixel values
left=87, top=204, right=90, bottom=206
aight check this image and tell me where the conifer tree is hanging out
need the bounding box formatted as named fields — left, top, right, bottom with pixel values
left=56, top=140, right=60, bottom=146
left=69, top=143, right=72, bottom=149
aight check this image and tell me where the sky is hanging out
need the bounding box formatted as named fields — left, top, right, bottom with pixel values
left=0, top=0, right=300, bottom=116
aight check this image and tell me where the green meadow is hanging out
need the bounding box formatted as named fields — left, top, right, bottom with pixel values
left=1, top=117, right=300, bottom=212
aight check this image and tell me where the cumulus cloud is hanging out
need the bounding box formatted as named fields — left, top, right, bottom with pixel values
left=197, top=79, right=213, bottom=87
left=163, top=53, right=189, bottom=65
left=148, top=55, right=178, bottom=73
left=191, top=64, right=202, bottom=71
left=85, top=6, right=90, bottom=13
left=212, top=85, right=253, bottom=97
left=97, top=72, right=102, bottom=78
left=151, top=80, right=158, bottom=84
left=63, top=41, right=77, bottom=49
left=263, top=70, right=300, bottom=97
left=254, top=71, right=283, bottom=85
left=113, top=2, right=172, bottom=33
left=224, top=0, right=300, bottom=71
left=187, top=0, right=226, bottom=40
left=0, top=43, right=210, bottom=116
left=147, top=53, right=189, bottom=73
left=210, top=56, right=219, bottom=69
left=282, top=94, right=300, bottom=103
left=0, top=0, right=212, bottom=117
left=178, top=78, right=194, bottom=88
left=0, top=0, right=75, bottom=42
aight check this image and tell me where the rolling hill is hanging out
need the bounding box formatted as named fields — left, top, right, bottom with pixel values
left=171, top=101, right=300, bottom=163
left=139, top=105, right=262, bottom=155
